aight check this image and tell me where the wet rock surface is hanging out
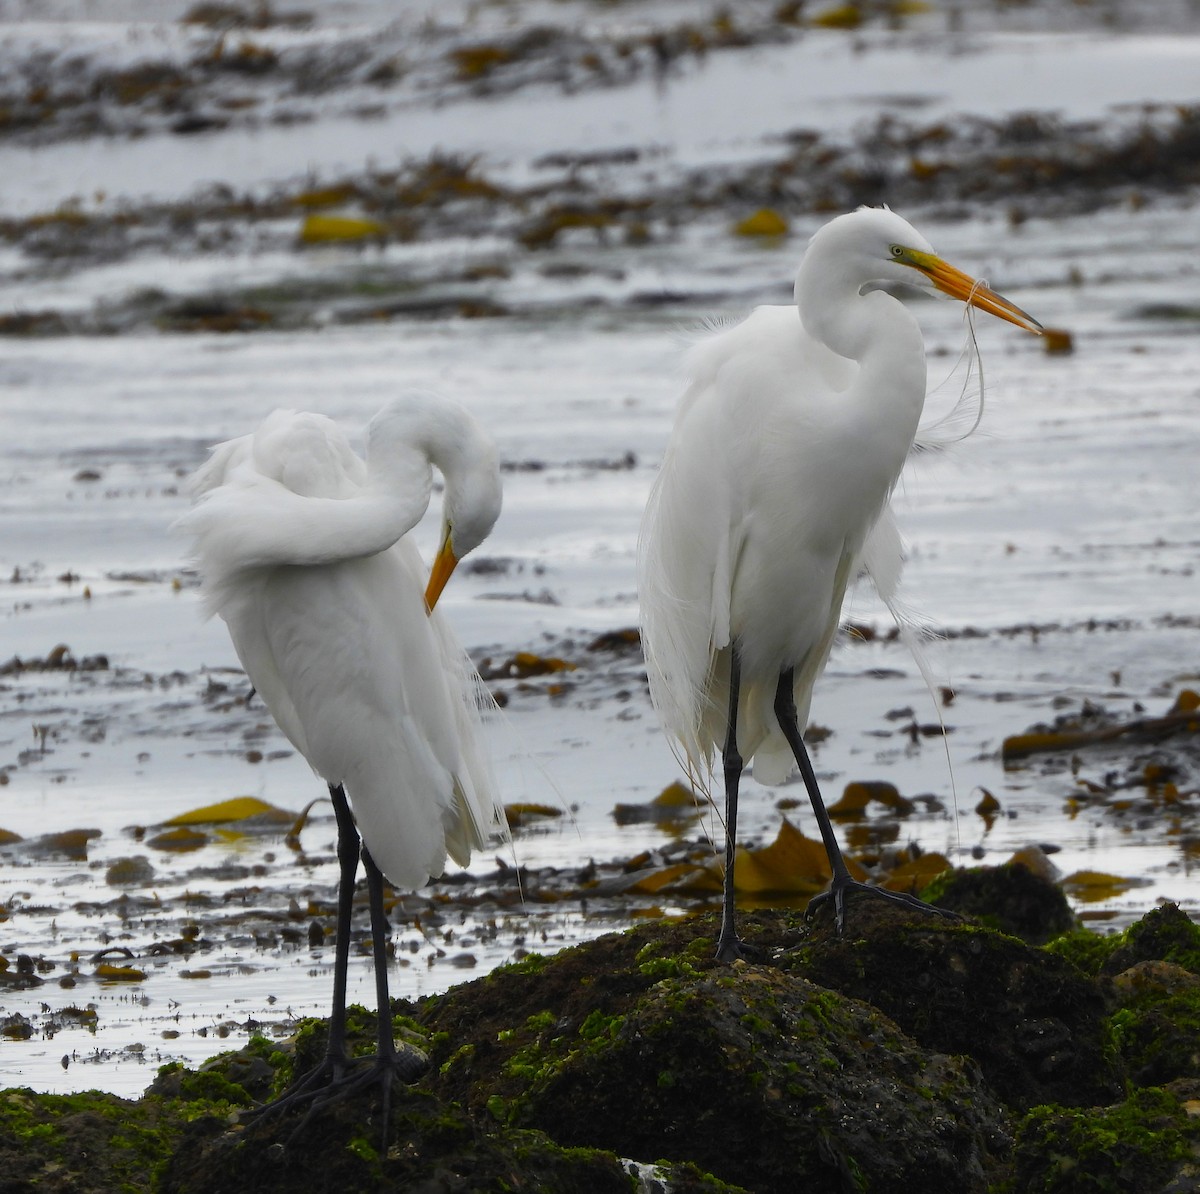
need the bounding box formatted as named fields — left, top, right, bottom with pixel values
left=4, top=898, right=1199, bottom=1193
left=422, top=908, right=1009, bottom=1194
left=923, top=861, right=1078, bottom=944
left=788, top=897, right=1122, bottom=1112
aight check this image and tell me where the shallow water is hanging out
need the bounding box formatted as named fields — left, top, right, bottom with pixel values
left=1, top=3, right=1199, bottom=1096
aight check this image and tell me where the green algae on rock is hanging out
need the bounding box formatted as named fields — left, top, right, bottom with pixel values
left=4, top=903, right=1200, bottom=1193
left=1109, top=961, right=1200, bottom=1087
left=420, top=908, right=1010, bottom=1193
left=921, top=860, right=1077, bottom=945
left=1003, top=1086, right=1200, bottom=1194
left=0, top=1085, right=213, bottom=1194
left=1100, top=901, right=1200, bottom=978
left=158, top=1084, right=636, bottom=1194
left=471, top=967, right=1006, bottom=1193
left=786, top=897, right=1124, bottom=1111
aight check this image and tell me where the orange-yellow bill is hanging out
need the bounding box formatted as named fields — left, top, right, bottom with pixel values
left=424, top=530, right=459, bottom=613
left=904, top=248, right=1043, bottom=334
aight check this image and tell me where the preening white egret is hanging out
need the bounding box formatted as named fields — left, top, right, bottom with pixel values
left=178, top=393, right=506, bottom=1123
left=638, top=207, right=1043, bottom=961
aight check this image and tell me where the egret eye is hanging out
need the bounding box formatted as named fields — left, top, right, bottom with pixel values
left=890, top=244, right=905, bottom=259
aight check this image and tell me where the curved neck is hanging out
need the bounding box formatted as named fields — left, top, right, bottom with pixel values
left=225, top=478, right=432, bottom=573
left=369, top=400, right=500, bottom=561
left=373, top=414, right=461, bottom=510
left=191, top=446, right=432, bottom=579
left=796, top=250, right=922, bottom=366
left=795, top=260, right=929, bottom=489
left=189, top=400, right=496, bottom=583
left=281, top=431, right=435, bottom=564
left=796, top=254, right=927, bottom=406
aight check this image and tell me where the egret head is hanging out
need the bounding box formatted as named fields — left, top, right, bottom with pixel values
left=426, top=450, right=502, bottom=611
left=421, top=405, right=502, bottom=612
left=809, top=207, right=1043, bottom=335
left=365, top=394, right=502, bottom=611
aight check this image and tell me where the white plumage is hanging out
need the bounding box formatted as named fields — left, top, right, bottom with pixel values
left=176, top=393, right=508, bottom=1121
left=638, top=207, right=1042, bottom=956
left=178, top=394, right=506, bottom=890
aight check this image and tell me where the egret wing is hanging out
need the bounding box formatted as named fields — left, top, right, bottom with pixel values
left=260, top=550, right=463, bottom=890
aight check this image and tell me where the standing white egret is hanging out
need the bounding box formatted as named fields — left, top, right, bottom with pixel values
left=638, top=207, right=1043, bottom=961
left=177, top=393, right=505, bottom=1124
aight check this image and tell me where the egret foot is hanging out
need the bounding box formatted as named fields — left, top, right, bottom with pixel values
left=238, top=1050, right=349, bottom=1126
left=288, top=1044, right=427, bottom=1150
left=243, top=1042, right=428, bottom=1151
left=714, top=933, right=767, bottom=963
left=807, top=877, right=960, bottom=936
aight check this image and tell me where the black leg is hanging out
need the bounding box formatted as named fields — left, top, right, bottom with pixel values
left=773, top=672, right=854, bottom=889
left=361, top=848, right=426, bottom=1150
left=362, top=849, right=396, bottom=1069
left=243, top=789, right=428, bottom=1145
left=773, top=670, right=955, bottom=933
left=240, top=783, right=360, bottom=1124
left=715, top=647, right=745, bottom=962
left=326, top=782, right=360, bottom=1073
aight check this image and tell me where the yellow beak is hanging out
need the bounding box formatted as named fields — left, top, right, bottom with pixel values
left=904, top=248, right=1043, bottom=334
left=424, top=529, right=459, bottom=613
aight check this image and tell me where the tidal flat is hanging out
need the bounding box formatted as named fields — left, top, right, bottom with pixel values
left=1, top=0, right=1198, bottom=1127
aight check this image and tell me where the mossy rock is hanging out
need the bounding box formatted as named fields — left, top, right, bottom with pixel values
left=0, top=1087, right=193, bottom=1193
left=784, top=897, right=1124, bottom=1109
left=1045, top=902, right=1200, bottom=982
left=1003, top=1086, right=1200, bottom=1194
left=159, top=1083, right=633, bottom=1194
left=148, top=1034, right=283, bottom=1105
left=421, top=912, right=1009, bottom=1193
left=1101, top=902, right=1200, bottom=976
left=7, top=905, right=1199, bottom=1192
left=521, top=971, right=1004, bottom=1193
left=1109, top=961, right=1200, bottom=1085
left=924, top=862, right=1076, bottom=944
left=1044, top=927, right=1125, bottom=977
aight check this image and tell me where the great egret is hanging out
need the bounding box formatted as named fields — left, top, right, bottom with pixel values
left=177, top=393, right=506, bottom=1124
left=638, top=207, right=1043, bottom=961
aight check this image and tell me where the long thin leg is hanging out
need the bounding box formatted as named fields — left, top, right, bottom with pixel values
left=326, top=783, right=360, bottom=1073
left=773, top=673, right=854, bottom=889
left=773, top=670, right=955, bottom=933
left=715, top=647, right=745, bottom=962
left=245, top=795, right=428, bottom=1146
left=363, top=849, right=396, bottom=1070
left=361, top=847, right=426, bottom=1149
left=362, top=849, right=425, bottom=1085
left=241, top=783, right=360, bottom=1124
